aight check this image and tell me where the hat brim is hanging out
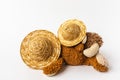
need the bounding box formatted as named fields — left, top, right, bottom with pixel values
left=20, top=30, right=61, bottom=69
left=58, top=19, right=86, bottom=46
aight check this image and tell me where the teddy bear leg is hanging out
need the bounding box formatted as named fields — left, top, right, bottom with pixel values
left=94, top=53, right=109, bottom=72
left=43, top=58, right=64, bottom=76
left=83, top=54, right=108, bottom=72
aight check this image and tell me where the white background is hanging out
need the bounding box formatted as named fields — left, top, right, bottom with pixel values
left=0, top=0, right=120, bottom=80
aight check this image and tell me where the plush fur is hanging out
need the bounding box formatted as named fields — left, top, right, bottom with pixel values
left=43, top=32, right=108, bottom=76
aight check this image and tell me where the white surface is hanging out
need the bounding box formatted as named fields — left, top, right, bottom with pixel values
left=0, top=0, right=120, bottom=80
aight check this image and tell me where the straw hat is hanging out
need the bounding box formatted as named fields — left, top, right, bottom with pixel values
left=20, top=30, right=61, bottom=69
left=58, top=19, right=86, bottom=46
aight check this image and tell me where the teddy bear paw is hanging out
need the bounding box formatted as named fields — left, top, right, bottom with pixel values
left=96, top=53, right=109, bottom=67
left=83, top=43, right=99, bottom=57
left=43, top=58, right=64, bottom=76
left=82, top=36, right=87, bottom=44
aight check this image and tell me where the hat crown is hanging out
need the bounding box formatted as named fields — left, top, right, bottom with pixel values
left=29, top=37, right=53, bottom=61
left=62, top=23, right=80, bottom=41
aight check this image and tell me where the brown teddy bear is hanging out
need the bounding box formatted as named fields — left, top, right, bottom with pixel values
left=43, top=19, right=108, bottom=76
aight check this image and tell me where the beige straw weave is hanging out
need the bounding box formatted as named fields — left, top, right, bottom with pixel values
left=20, top=30, right=61, bottom=69
left=58, top=19, right=86, bottom=46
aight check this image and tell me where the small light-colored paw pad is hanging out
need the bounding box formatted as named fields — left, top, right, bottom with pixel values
left=82, top=36, right=87, bottom=44
left=83, top=43, right=99, bottom=57
left=96, top=53, right=108, bottom=67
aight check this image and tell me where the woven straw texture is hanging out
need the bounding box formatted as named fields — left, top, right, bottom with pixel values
left=20, top=30, right=61, bottom=69
left=58, top=19, right=86, bottom=46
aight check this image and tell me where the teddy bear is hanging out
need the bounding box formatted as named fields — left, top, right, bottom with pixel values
left=43, top=19, right=109, bottom=76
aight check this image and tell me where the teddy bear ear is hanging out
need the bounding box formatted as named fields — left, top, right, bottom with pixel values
left=84, top=32, right=103, bottom=49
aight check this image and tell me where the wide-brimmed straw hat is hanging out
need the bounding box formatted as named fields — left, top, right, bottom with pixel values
left=20, top=30, right=61, bottom=69
left=58, top=19, right=86, bottom=46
